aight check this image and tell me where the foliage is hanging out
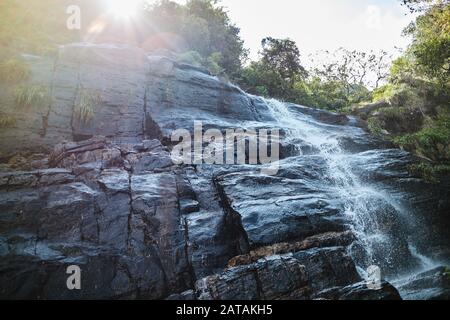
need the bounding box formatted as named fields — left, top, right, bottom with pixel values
left=403, top=2, right=450, bottom=84
left=361, top=1, right=450, bottom=183
left=206, top=52, right=224, bottom=76
left=444, top=266, right=450, bottom=277
left=310, top=48, right=391, bottom=90
left=240, top=60, right=288, bottom=98
left=74, top=90, right=102, bottom=124
left=394, top=114, right=450, bottom=161
left=0, top=59, right=30, bottom=84
left=408, top=162, right=450, bottom=183
left=0, top=0, right=82, bottom=60
left=178, top=50, right=224, bottom=75
left=178, top=51, right=204, bottom=67
left=145, top=0, right=247, bottom=77
left=367, top=117, right=385, bottom=136
left=239, top=43, right=389, bottom=110
left=14, top=85, right=49, bottom=109
left=372, top=84, right=395, bottom=102
left=260, top=37, right=308, bottom=84
left=401, top=0, right=446, bottom=13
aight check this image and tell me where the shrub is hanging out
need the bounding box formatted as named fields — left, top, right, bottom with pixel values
left=206, top=52, right=224, bottom=76
left=372, top=84, right=395, bottom=102
left=14, top=85, right=49, bottom=109
left=367, top=117, right=385, bottom=136
left=394, top=114, right=450, bottom=162
left=178, top=51, right=225, bottom=76
left=178, top=51, right=204, bottom=67
left=408, top=162, right=450, bottom=183
left=0, top=59, right=30, bottom=83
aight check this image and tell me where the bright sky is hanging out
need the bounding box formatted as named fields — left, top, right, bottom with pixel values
left=174, top=0, right=415, bottom=60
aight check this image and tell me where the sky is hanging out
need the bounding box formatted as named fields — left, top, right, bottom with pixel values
left=174, top=0, right=416, bottom=61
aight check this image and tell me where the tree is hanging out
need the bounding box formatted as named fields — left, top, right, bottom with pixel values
left=400, top=0, right=446, bottom=13
left=145, top=0, right=247, bottom=77
left=260, top=37, right=308, bottom=85
left=403, top=2, right=450, bottom=84
left=309, top=48, right=391, bottom=91
left=238, top=37, right=309, bottom=99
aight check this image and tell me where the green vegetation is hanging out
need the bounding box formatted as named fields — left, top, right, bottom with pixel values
left=14, top=85, right=50, bottom=109
left=145, top=0, right=247, bottom=78
left=74, top=90, right=102, bottom=124
left=444, top=266, right=450, bottom=277
left=362, top=0, right=450, bottom=183
left=403, top=1, right=450, bottom=85
left=178, top=50, right=225, bottom=76
left=393, top=115, right=450, bottom=161
left=0, top=0, right=84, bottom=60
left=238, top=41, right=387, bottom=111
left=408, top=163, right=450, bottom=183
left=368, top=117, right=385, bottom=136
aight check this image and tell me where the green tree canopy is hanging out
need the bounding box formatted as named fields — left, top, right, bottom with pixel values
left=145, top=0, right=247, bottom=77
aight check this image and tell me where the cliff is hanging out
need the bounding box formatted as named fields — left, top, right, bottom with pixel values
left=0, top=44, right=448, bottom=300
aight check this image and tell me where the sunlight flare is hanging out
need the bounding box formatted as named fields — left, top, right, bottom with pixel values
left=108, top=0, right=141, bottom=19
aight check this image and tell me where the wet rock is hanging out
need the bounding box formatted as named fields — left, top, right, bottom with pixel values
left=38, top=169, right=75, bottom=186
left=166, top=290, right=196, bottom=301
left=180, top=166, right=250, bottom=280
left=292, top=247, right=361, bottom=292
left=130, top=173, right=193, bottom=292
left=395, top=266, right=450, bottom=300
left=214, top=158, right=348, bottom=248
left=317, top=281, right=402, bottom=300
left=179, top=199, right=200, bottom=215
left=126, top=150, right=173, bottom=173
left=228, top=231, right=356, bottom=267
left=195, top=255, right=310, bottom=300
left=0, top=172, right=38, bottom=189
left=288, top=103, right=350, bottom=125
left=97, top=169, right=129, bottom=193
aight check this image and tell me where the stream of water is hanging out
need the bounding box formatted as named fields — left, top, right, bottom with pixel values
left=263, top=98, right=442, bottom=295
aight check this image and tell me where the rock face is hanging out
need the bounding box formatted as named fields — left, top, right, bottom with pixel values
left=394, top=266, right=450, bottom=300
left=0, top=44, right=448, bottom=300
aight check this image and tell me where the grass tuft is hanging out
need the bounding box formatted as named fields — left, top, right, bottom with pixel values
left=74, top=90, right=102, bottom=124
left=14, top=85, right=49, bottom=109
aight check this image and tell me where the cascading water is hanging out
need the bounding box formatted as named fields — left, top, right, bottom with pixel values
left=262, top=98, right=441, bottom=291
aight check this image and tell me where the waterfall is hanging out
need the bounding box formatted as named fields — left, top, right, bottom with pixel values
left=263, top=98, right=437, bottom=279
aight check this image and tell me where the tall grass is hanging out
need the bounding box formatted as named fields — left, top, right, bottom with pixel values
left=14, top=85, right=49, bottom=108
left=74, top=90, right=102, bottom=124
